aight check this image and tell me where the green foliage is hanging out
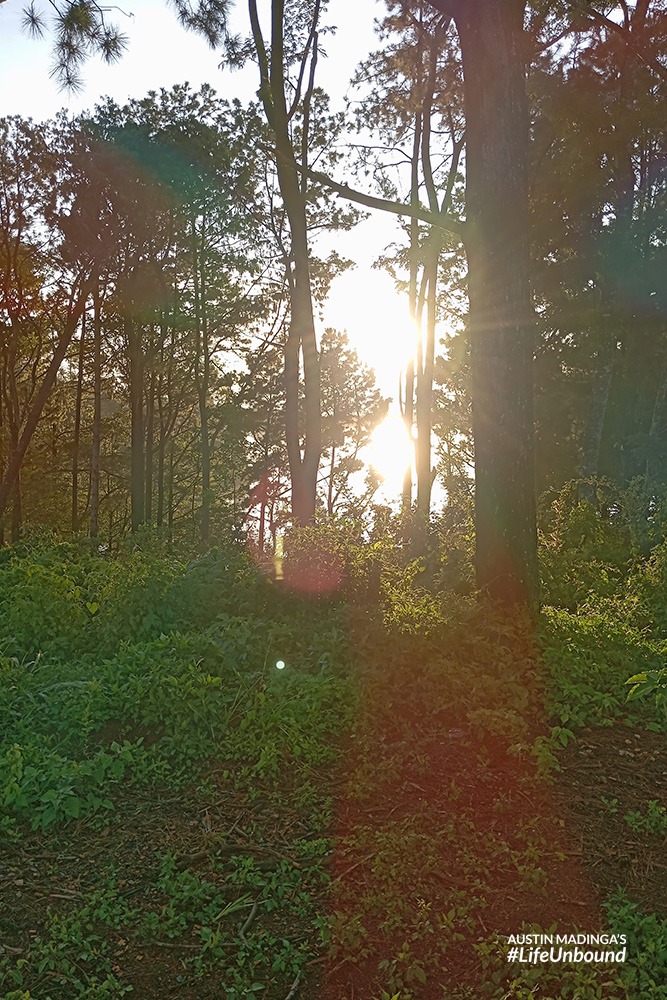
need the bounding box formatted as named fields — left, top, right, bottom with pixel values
left=623, top=800, right=667, bottom=838
left=605, top=890, right=667, bottom=999
left=539, top=606, right=665, bottom=732
left=0, top=538, right=354, bottom=998
left=3, top=512, right=667, bottom=999
left=381, top=555, right=476, bottom=637
left=282, top=517, right=383, bottom=602
left=538, top=480, right=635, bottom=609
left=429, top=492, right=476, bottom=594
left=626, top=666, right=667, bottom=720
left=0, top=539, right=354, bottom=838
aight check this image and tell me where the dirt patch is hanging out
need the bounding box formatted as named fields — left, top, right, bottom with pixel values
left=555, top=723, right=667, bottom=916
left=319, top=698, right=603, bottom=999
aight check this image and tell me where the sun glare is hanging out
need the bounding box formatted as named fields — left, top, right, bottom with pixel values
left=367, top=416, right=414, bottom=495
left=325, top=264, right=416, bottom=399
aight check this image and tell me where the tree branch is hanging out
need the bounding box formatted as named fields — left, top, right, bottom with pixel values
left=566, top=0, right=667, bottom=81
left=305, top=168, right=466, bottom=241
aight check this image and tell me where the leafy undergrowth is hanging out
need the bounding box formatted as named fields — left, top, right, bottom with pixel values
left=0, top=538, right=355, bottom=998
left=317, top=599, right=666, bottom=1000
left=1, top=527, right=666, bottom=999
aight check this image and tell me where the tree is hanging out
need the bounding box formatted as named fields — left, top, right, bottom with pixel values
left=424, top=0, right=667, bottom=603
left=79, top=86, right=264, bottom=540
left=0, top=115, right=97, bottom=534
left=8, top=0, right=230, bottom=88
left=245, top=0, right=324, bottom=526
left=352, top=1, right=466, bottom=549
left=526, top=2, right=667, bottom=494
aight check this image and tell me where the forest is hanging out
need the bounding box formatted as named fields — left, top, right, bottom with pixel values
left=0, top=0, right=666, bottom=998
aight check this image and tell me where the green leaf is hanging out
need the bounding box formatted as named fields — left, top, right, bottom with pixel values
left=63, top=796, right=81, bottom=818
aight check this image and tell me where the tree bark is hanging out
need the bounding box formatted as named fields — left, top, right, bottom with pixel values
left=167, top=440, right=175, bottom=544
left=192, top=218, right=211, bottom=547
left=126, top=314, right=145, bottom=532
left=144, top=358, right=155, bottom=525
left=72, top=310, right=86, bottom=533
left=89, top=284, right=102, bottom=539
left=155, top=315, right=168, bottom=530
left=454, top=0, right=538, bottom=605
left=415, top=252, right=437, bottom=548
left=402, top=107, right=422, bottom=523
left=10, top=474, right=21, bottom=543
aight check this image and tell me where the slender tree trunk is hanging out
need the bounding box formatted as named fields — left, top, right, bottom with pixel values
left=0, top=280, right=93, bottom=521
left=281, top=172, right=320, bottom=526
left=415, top=251, right=437, bottom=550
left=144, top=360, right=155, bottom=526
left=413, top=27, right=440, bottom=553
left=454, top=0, right=538, bottom=605
left=156, top=431, right=165, bottom=528
left=90, top=285, right=102, bottom=539
left=402, top=108, right=423, bottom=520
left=72, top=311, right=86, bottom=533
left=192, top=220, right=212, bottom=547
left=401, top=358, right=415, bottom=516
left=327, top=443, right=336, bottom=516
left=258, top=487, right=267, bottom=554
left=249, top=0, right=322, bottom=526
left=167, top=441, right=175, bottom=545
left=127, top=315, right=145, bottom=532
left=155, top=317, right=167, bottom=530
left=10, top=474, right=21, bottom=543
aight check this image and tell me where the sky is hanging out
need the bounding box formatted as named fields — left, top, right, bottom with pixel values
left=0, top=0, right=415, bottom=398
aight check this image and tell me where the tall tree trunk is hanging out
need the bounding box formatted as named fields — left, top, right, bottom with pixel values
left=156, top=430, right=166, bottom=529
left=155, top=316, right=168, bottom=530
left=167, top=441, right=175, bottom=544
left=415, top=251, right=437, bottom=550
left=454, top=0, right=538, bottom=606
left=413, top=28, right=439, bottom=554
left=72, top=310, right=86, bottom=533
left=90, top=285, right=102, bottom=539
left=192, top=219, right=212, bottom=547
left=327, top=443, right=336, bottom=516
left=10, top=474, right=21, bottom=543
left=144, top=362, right=155, bottom=526
left=402, top=108, right=423, bottom=520
left=127, top=315, right=145, bottom=532
left=410, top=20, right=464, bottom=554
left=249, top=0, right=322, bottom=526
left=258, top=485, right=267, bottom=554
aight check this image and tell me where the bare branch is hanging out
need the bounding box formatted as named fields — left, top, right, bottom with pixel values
left=305, top=167, right=466, bottom=242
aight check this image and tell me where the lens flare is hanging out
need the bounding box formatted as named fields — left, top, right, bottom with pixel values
left=367, top=416, right=414, bottom=493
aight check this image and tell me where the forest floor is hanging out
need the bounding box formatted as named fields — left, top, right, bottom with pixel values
left=1, top=554, right=667, bottom=1000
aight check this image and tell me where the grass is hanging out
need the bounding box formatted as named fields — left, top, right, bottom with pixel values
left=1, top=524, right=666, bottom=999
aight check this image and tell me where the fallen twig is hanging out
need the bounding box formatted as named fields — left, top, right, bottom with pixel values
left=239, top=899, right=260, bottom=942
left=283, top=970, right=302, bottom=1000
left=330, top=854, right=374, bottom=885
